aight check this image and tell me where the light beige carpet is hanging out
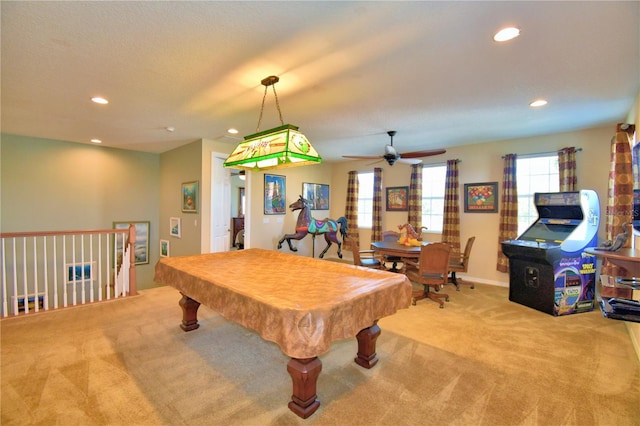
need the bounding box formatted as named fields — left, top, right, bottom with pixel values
left=2, top=283, right=639, bottom=425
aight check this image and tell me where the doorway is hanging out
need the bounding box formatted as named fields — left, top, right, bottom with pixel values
left=210, top=152, right=249, bottom=253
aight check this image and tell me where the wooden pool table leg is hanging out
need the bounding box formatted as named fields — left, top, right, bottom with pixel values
left=287, top=357, right=322, bottom=419
left=178, top=293, right=200, bottom=331
left=354, top=320, right=381, bottom=369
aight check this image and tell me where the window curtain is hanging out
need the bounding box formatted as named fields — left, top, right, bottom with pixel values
left=601, top=124, right=635, bottom=279
left=558, top=147, right=578, bottom=191
left=442, top=159, right=461, bottom=250
left=345, top=170, right=359, bottom=248
left=407, top=164, right=423, bottom=230
left=371, top=167, right=383, bottom=243
left=497, top=154, right=518, bottom=273
left=632, top=135, right=640, bottom=191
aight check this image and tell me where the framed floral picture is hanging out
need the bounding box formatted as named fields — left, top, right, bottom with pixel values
left=464, top=182, right=498, bottom=213
left=182, top=181, right=199, bottom=213
left=386, top=186, right=409, bottom=211
left=264, top=174, right=286, bottom=215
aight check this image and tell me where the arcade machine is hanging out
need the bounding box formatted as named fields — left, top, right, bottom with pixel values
left=501, top=190, right=600, bottom=316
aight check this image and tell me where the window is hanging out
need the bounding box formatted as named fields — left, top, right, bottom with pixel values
left=516, top=155, right=559, bottom=235
left=357, top=171, right=374, bottom=228
left=421, top=165, right=447, bottom=232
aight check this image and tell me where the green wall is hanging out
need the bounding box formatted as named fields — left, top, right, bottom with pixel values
left=1, top=134, right=161, bottom=289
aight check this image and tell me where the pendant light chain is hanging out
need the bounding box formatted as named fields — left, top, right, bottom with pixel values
left=255, top=79, right=285, bottom=132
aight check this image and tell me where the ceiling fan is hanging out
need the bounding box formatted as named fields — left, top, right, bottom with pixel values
left=343, top=131, right=446, bottom=166
left=230, top=170, right=246, bottom=180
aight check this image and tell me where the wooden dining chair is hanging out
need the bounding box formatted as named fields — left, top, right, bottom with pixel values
left=381, top=230, right=404, bottom=271
left=347, top=238, right=385, bottom=270
left=404, top=242, right=451, bottom=308
left=448, top=236, right=475, bottom=291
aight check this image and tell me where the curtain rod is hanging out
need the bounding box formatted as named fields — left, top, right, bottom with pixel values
left=501, top=148, right=582, bottom=159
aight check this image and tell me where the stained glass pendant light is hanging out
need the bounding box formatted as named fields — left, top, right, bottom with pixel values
left=223, top=76, right=322, bottom=171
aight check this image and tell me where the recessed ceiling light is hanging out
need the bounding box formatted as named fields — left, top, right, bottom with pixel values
left=91, top=97, right=109, bottom=104
left=90, top=139, right=102, bottom=144
left=227, top=128, right=239, bottom=135
left=530, top=99, right=548, bottom=108
left=494, top=27, right=520, bottom=42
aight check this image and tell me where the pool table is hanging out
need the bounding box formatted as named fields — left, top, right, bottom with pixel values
left=154, top=248, right=412, bottom=418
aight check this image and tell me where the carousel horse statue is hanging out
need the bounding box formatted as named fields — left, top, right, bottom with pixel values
left=277, top=195, right=348, bottom=258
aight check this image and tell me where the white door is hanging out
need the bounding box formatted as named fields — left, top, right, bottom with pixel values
left=211, top=153, right=231, bottom=252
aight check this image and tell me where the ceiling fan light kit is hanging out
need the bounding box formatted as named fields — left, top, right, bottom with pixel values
left=223, top=75, right=322, bottom=171
left=343, top=130, right=446, bottom=166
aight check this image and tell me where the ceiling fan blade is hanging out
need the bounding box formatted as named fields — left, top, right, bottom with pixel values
left=396, top=158, right=422, bottom=165
left=342, top=155, right=383, bottom=160
left=400, top=149, right=446, bottom=158
left=366, top=159, right=385, bottom=166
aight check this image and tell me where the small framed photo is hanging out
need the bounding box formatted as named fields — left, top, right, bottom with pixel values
left=464, top=182, right=498, bottom=213
left=169, top=217, right=181, bottom=238
left=66, top=262, right=95, bottom=284
left=386, top=186, right=409, bottom=211
left=113, top=221, right=150, bottom=265
left=182, top=181, right=199, bottom=213
left=264, top=174, right=286, bottom=215
left=160, top=239, right=170, bottom=257
left=302, top=182, right=330, bottom=210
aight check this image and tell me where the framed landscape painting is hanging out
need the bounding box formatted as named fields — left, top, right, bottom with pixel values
left=302, top=182, right=330, bottom=210
left=113, top=221, right=150, bottom=265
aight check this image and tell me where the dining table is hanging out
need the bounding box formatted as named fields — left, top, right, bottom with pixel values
left=370, top=240, right=430, bottom=272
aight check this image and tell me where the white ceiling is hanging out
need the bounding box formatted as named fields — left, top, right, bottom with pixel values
left=1, top=1, right=639, bottom=162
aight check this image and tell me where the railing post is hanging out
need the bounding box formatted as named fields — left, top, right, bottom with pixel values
left=128, top=224, right=137, bottom=296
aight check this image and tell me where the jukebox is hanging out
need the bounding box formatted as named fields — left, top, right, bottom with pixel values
left=501, top=190, right=600, bottom=316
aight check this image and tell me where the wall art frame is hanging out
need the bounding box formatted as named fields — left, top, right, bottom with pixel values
left=160, top=239, right=170, bottom=257
left=386, top=186, right=409, bottom=211
left=169, top=217, right=181, bottom=238
left=181, top=181, right=199, bottom=213
left=264, top=174, right=286, bottom=215
left=464, top=182, right=498, bottom=213
left=302, top=182, right=330, bottom=210
left=66, top=261, right=96, bottom=284
left=113, top=221, right=150, bottom=265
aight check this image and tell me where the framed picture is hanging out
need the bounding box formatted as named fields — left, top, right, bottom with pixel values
left=113, top=221, right=150, bottom=265
left=160, top=239, right=170, bottom=257
left=264, top=174, right=286, bottom=215
left=302, top=182, right=330, bottom=210
left=181, top=181, right=199, bottom=213
left=169, top=217, right=181, bottom=238
left=386, top=186, right=409, bottom=211
left=464, top=182, right=498, bottom=213
left=66, top=262, right=95, bottom=284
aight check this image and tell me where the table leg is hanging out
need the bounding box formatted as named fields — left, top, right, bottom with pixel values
left=287, top=357, right=322, bottom=419
left=354, top=320, right=381, bottom=369
left=178, top=293, right=200, bottom=331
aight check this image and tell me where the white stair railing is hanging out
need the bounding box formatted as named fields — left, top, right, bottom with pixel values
left=0, top=225, right=137, bottom=317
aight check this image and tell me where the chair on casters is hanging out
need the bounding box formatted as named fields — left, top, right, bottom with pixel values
left=448, top=236, right=475, bottom=291
left=347, top=239, right=385, bottom=270
left=381, top=230, right=404, bottom=272
left=405, top=242, right=451, bottom=308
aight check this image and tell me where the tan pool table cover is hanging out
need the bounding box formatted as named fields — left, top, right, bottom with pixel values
left=154, top=248, right=412, bottom=359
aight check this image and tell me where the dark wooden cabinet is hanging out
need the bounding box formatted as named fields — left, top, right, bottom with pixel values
left=232, top=217, right=245, bottom=248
